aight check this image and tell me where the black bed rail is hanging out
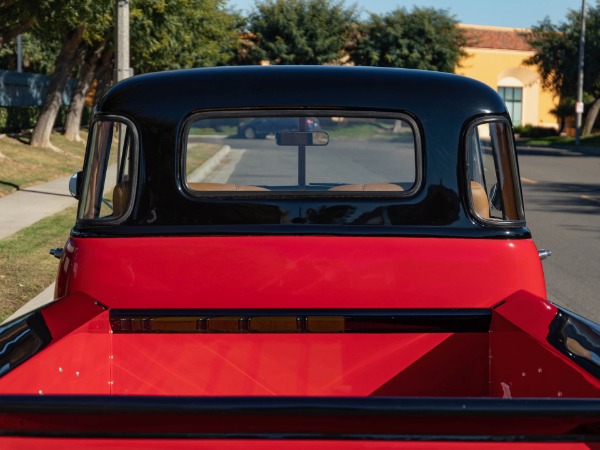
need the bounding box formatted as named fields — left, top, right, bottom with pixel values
left=0, top=396, right=599, bottom=441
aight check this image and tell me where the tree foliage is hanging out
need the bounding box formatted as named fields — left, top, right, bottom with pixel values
left=246, top=0, right=357, bottom=65
left=525, top=3, right=600, bottom=134
left=349, top=7, right=467, bottom=72
left=130, top=0, right=241, bottom=73
left=0, top=0, right=59, bottom=51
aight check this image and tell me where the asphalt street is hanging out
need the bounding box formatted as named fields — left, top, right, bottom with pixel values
left=517, top=144, right=600, bottom=322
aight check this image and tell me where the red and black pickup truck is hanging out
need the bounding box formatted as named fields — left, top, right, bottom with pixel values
left=1, top=66, right=599, bottom=449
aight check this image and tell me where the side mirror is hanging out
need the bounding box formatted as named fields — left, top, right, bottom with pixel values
left=69, top=171, right=83, bottom=200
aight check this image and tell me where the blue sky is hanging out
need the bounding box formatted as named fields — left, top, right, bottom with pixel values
left=226, top=0, right=581, bottom=29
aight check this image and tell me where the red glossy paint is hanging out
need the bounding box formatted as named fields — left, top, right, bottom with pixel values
left=109, top=332, right=458, bottom=396
left=490, top=294, right=600, bottom=398
left=55, top=236, right=546, bottom=310
left=0, top=312, right=111, bottom=395
left=0, top=237, right=582, bottom=398
left=5, top=293, right=599, bottom=398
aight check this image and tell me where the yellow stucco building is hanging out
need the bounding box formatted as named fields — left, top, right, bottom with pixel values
left=457, top=24, right=557, bottom=129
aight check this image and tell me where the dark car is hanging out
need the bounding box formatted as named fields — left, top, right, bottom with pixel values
left=237, top=116, right=321, bottom=139
left=0, top=66, right=599, bottom=448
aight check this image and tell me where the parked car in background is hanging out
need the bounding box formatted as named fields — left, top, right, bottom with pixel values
left=238, top=116, right=321, bottom=139
left=0, top=65, right=599, bottom=448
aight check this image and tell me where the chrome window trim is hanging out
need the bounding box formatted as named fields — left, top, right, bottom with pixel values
left=76, top=115, right=140, bottom=225
left=464, top=115, right=525, bottom=227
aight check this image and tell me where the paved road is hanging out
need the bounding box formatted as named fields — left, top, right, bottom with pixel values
left=201, top=135, right=416, bottom=187
left=517, top=145, right=600, bottom=322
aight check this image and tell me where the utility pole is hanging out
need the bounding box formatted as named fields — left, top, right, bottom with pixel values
left=575, top=0, right=586, bottom=145
left=114, top=0, right=132, bottom=171
left=114, top=0, right=132, bottom=83
left=16, top=34, right=22, bottom=72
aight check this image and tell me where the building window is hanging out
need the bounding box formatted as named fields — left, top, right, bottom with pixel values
left=498, top=86, right=522, bottom=126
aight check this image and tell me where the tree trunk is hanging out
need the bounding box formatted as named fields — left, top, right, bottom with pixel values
left=63, top=40, right=107, bottom=142
left=582, top=98, right=600, bottom=137
left=91, top=47, right=114, bottom=106
left=30, top=25, right=85, bottom=150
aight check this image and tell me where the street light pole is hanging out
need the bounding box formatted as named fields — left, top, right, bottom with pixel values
left=575, top=0, right=586, bottom=145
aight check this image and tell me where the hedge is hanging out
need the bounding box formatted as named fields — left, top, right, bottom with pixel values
left=0, top=106, right=92, bottom=134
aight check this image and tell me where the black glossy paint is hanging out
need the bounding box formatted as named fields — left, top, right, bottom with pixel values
left=0, top=312, right=51, bottom=377
left=548, top=306, right=600, bottom=380
left=76, top=66, right=524, bottom=238
left=1, top=396, right=599, bottom=439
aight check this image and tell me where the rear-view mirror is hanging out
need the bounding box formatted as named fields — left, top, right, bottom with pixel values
left=276, top=131, right=329, bottom=146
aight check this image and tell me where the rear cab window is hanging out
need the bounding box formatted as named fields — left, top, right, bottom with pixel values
left=184, top=112, right=420, bottom=195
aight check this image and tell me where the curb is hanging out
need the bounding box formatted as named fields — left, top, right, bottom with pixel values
left=188, top=145, right=231, bottom=182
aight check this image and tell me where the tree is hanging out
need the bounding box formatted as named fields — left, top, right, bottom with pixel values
left=29, top=25, right=86, bottom=150
left=245, top=0, right=357, bottom=65
left=63, top=39, right=110, bottom=142
left=525, top=4, right=600, bottom=135
left=29, top=0, right=111, bottom=149
left=130, top=0, right=241, bottom=74
left=349, top=7, right=467, bottom=73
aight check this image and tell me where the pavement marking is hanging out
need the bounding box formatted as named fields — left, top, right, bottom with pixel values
left=520, top=177, right=538, bottom=185
left=581, top=194, right=600, bottom=204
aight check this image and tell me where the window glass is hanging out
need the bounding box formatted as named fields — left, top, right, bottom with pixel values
left=498, top=86, right=523, bottom=126
left=466, top=120, right=523, bottom=222
left=185, top=114, right=418, bottom=193
left=78, top=120, right=135, bottom=220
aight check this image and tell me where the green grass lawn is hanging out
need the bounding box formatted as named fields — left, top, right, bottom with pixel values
left=0, top=206, right=77, bottom=321
left=0, top=131, right=87, bottom=197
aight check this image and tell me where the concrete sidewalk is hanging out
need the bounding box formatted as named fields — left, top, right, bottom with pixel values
left=0, top=174, right=77, bottom=323
left=0, top=174, right=77, bottom=240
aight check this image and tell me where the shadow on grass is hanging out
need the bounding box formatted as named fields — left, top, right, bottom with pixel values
left=0, top=180, right=20, bottom=190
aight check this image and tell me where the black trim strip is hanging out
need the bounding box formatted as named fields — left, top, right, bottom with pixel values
left=0, top=396, right=599, bottom=439
left=0, top=312, right=51, bottom=377
left=3, top=395, right=598, bottom=417
left=0, top=431, right=599, bottom=442
left=547, top=306, right=600, bottom=380
left=71, top=225, right=533, bottom=239
left=109, top=308, right=492, bottom=333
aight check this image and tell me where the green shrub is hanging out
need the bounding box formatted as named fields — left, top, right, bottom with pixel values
left=0, top=106, right=69, bottom=133
left=513, top=124, right=557, bottom=138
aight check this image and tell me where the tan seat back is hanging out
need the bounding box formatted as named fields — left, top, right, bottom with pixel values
left=188, top=183, right=269, bottom=191
left=470, top=180, right=490, bottom=219
left=328, top=183, right=404, bottom=192
left=112, top=181, right=131, bottom=216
